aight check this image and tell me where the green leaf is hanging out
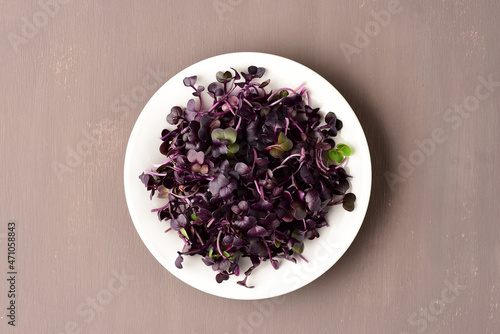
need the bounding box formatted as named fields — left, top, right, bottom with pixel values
left=223, top=127, right=237, bottom=143
left=228, top=143, right=239, bottom=153
left=275, top=240, right=281, bottom=248
left=222, top=251, right=231, bottom=257
left=278, top=132, right=287, bottom=144
left=343, top=193, right=356, bottom=211
left=337, top=144, right=351, bottom=157
left=190, top=213, right=201, bottom=221
left=280, top=139, right=293, bottom=151
left=211, top=128, right=225, bottom=140
left=208, top=248, right=214, bottom=258
left=343, top=201, right=355, bottom=212
left=278, top=90, right=289, bottom=98
left=223, top=71, right=232, bottom=79
left=269, top=147, right=284, bottom=158
left=293, top=242, right=304, bottom=254
left=291, top=229, right=304, bottom=242
left=180, top=228, right=189, bottom=239
left=216, top=72, right=225, bottom=83
left=328, top=149, right=344, bottom=163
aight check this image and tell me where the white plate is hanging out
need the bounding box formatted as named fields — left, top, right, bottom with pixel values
left=124, top=52, right=372, bottom=300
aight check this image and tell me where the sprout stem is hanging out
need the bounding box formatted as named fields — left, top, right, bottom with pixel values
left=144, top=170, right=167, bottom=177
left=280, top=152, right=303, bottom=166
left=207, top=85, right=238, bottom=112
left=261, top=237, right=274, bottom=262
left=151, top=202, right=169, bottom=213
left=294, top=82, right=306, bottom=92
left=225, top=101, right=236, bottom=115
left=251, top=148, right=258, bottom=170
left=254, top=180, right=263, bottom=199
left=217, top=230, right=227, bottom=259
left=288, top=117, right=304, bottom=134
left=267, top=87, right=299, bottom=101
left=295, top=252, right=309, bottom=263
left=169, top=188, right=199, bottom=199
left=235, top=116, right=242, bottom=132
left=152, top=155, right=177, bottom=168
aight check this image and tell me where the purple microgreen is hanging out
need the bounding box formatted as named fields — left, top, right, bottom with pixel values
left=187, top=149, right=205, bottom=164
left=247, top=225, right=268, bottom=238
left=183, top=76, right=197, bottom=87
left=342, top=193, right=356, bottom=212
left=175, top=253, right=184, bottom=269
left=140, top=65, right=356, bottom=287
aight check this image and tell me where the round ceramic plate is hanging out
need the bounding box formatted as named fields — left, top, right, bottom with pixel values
left=124, top=52, right=371, bottom=300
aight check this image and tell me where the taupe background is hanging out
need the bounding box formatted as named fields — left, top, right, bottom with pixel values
left=1, top=0, right=499, bottom=333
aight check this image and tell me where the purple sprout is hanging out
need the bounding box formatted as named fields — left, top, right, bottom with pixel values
left=139, top=66, right=356, bottom=287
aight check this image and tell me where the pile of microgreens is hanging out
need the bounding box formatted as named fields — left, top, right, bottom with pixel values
left=140, top=66, right=355, bottom=287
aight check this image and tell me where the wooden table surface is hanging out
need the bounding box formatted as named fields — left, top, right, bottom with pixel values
left=1, top=1, right=499, bottom=333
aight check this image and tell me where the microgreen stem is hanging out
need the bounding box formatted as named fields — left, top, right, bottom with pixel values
left=152, top=155, right=177, bottom=168
left=194, top=229, right=203, bottom=245
left=334, top=156, right=348, bottom=169
left=151, top=202, right=169, bottom=213
left=274, top=230, right=288, bottom=238
left=315, top=149, right=329, bottom=173
left=295, top=252, right=309, bottom=263
left=264, top=97, right=284, bottom=108
left=243, top=98, right=253, bottom=107
left=271, top=164, right=288, bottom=173
left=267, top=87, right=299, bottom=101
left=207, top=85, right=238, bottom=112
left=225, top=101, right=236, bottom=115
left=254, top=180, right=263, bottom=199
left=217, top=230, right=227, bottom=259
left=235, top=116, right=242, bottom=132
left=251, top=148, right=258, bottom=170
left=288, top=117, right=304, bottom=134
left=169, top=188, right=199, bottom=199
left=294, top=82, right=306, bottom=92
left=280, top=152, right=303, bottom=166
left=261, top=237, right=274, bottom=261
left=144, top=170, right=167, bottom=177
left=264, top=144, right=281, bottom=151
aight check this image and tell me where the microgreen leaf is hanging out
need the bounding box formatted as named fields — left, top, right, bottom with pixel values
left=337, top=144, right=351, bottom=157
left=269, top=147, right=284, bottom=158
left=343, top=193, right=356, bottom=212
left=211, top=128, right=225, bottom=141
left=328, top=149, right=344, bottom=163
left=278, top=90, right=289, bottom=98
left=277, top=132, right=287, bottom=144
left=292, top=242, right=304, bottom=254
left=228, top=143, right=239, bottom=153
left=190, top=213, right=201, bottom=221
left=223, top=127, right=237, bottom=143
left=180, top=228, right=189, bottom=239
left=280, top=138, right=293, bottom=151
